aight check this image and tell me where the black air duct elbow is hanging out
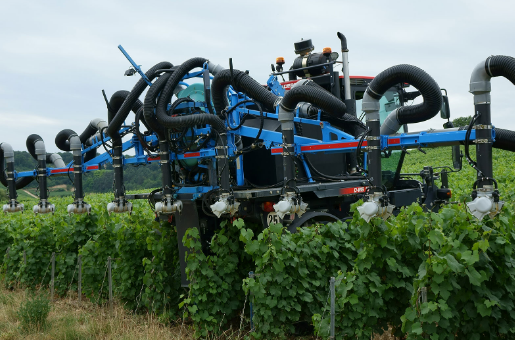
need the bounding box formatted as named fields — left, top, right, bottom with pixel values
left=365, top=64, right=442, bottom=135
left=79, top=119, right=108, bottom=162
left=282, top=80, right=365, bottom=137
left=280, top=80, right=347, bottom=117
left=27, top=134, right=67, bottom=167
left=485, top=56, right=515, bottom=84
left=362, top=64, right=441, bottom=188
left=107, top=90, right=131, bottom=124
left=211, top=68, right=279, bottom=115
left=26, top=134, right=43, bottom=159
left=143, top=72, right=171, bottom=140
left=155, top=57, right=229, bottom=189
left=107, top=61, right=173, bottom=144
left=156, top=57, right=227, bottom=134
left=55, top=129, right=78, bottom=151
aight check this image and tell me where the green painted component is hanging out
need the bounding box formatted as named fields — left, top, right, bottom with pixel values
left=177, top=83, right=205, bottom=103
left=181, top=157, right=198, bottom=168
left=177, top=83, right=207, bottom=168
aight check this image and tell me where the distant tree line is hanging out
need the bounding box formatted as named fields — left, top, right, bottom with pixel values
left=452, top=116, right=472, bottom=127
left=2, top=151, right=162, bottom=196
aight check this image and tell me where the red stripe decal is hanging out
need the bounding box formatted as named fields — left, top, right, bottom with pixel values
left=184, top=152, right=200, bottom=158
left=300, top=141, right=367, bottom=152
left=147, top=156, right=161, bottom=161
left=86, top=165, right=99, bottom=171
left=340, top=186, right=367, bottom=195
left=50, top=169, right=69, bottom=174
left=272, top=141, right=368, bottom=154
left=388, top=138, right=401, bottom=145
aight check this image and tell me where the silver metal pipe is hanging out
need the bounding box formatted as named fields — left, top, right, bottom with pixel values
left=342, top=52, right=351, bottom=100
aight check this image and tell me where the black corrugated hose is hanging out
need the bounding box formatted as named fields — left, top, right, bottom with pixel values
left=493, top=128, right=515, bottom=151
left=457, top=126, right=515, bottom=152
left=155, top=57, right=226, bottom=134
left=211, top=69, right=279, bottom=114
left=107, top=91, right=132, bottom=124
left=79, top=121, right=100, bottom=144
left=107, top=61, right=173, bottom=145
left=0, top=146, right=34, bottom=189
left=55, top=129, right=78, bottom=151
left=281, top=82, right=347, bottom=115
left=366, top=64, right=442, bottom=125
left=291, top=80, right=366, bottom=137
left=487, top=56, right=515, bottom=84
left=26, top=134, right=58, bottom=164
left=78, top=123, right=102, bottom=162
left=106, top=90, right=145, bottom=129
left=143, top=72, right=171, bottom=139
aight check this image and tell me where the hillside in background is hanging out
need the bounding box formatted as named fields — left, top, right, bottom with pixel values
left=1, top=151, right=162, bottom=200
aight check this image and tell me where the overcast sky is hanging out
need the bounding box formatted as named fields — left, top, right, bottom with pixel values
left=1, top=0, right=514, bottom=153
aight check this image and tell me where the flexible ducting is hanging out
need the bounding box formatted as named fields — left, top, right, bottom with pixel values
left=48, top=154, right=65, bottom=168
left=80, top=118, right=106, bottom=143
left=79, top=118, right=108, bottom=162
left=143, top=72, right=171, bottom=139
left=80, top=121, right=99, bottom=144
left=55, top=129, right=78, bottom=152
left=107, top=91, right=134, bottom=124
left=156, top=58, right=226, bottom=133
left=0, top=143, right=34, bottom=189
left=486, top=56, right=515, bottom=84
left=211, top=69, right=279, bottom=114
left=281, top=81, right=347, bottom=115
left=26, top=134, right=66, bottom=168
left=287, top=80, right=365, bottom=137
left=487, top=128, right=515, bottom=152
left=366, top=65, right=442, bottom=135
left=26, top=134, right=43, bottom=160
left=107, top=61, right=173, bottom=144
left=468, top=55, right=515, bottom=185
left=469, top=56, right=515, bottom=151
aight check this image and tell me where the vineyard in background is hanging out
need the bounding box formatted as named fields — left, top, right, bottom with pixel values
left=2, top=146, right=515, bottom=339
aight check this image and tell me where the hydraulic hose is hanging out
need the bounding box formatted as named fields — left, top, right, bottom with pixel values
left=107, top=61, right=173, bottom=145
left=211, top=68, right=280, bottom=114
left=369, top=65, right=442, bottom=135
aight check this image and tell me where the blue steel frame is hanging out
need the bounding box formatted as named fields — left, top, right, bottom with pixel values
left=11, top=51, right=495, bottom=201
